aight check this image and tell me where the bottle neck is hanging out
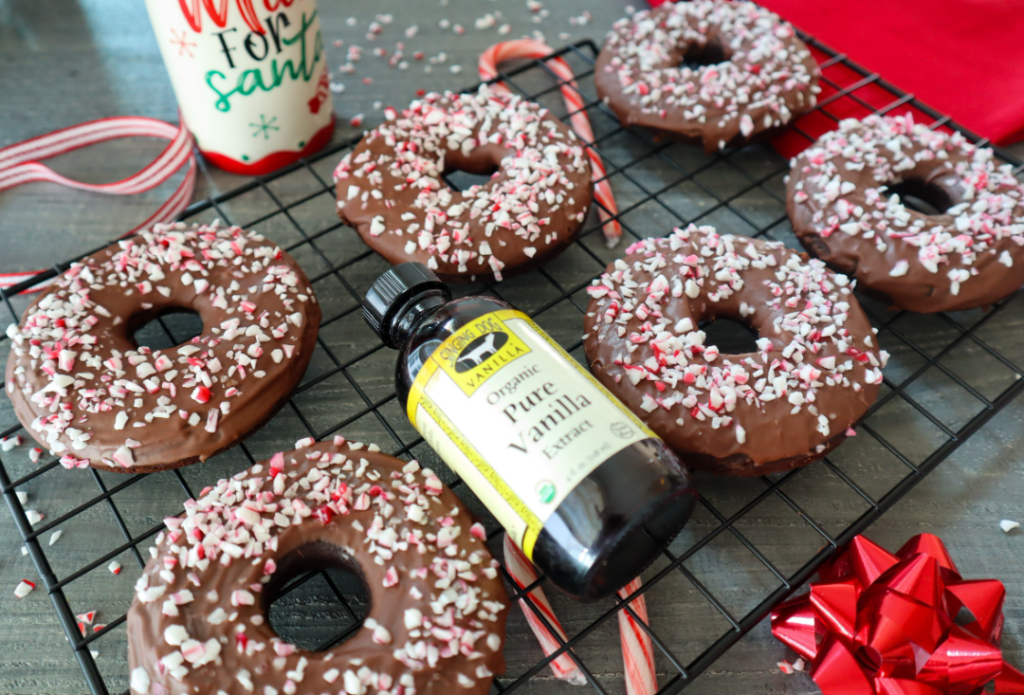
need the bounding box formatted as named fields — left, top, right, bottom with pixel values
left=389, top=291, right=448, bottom=347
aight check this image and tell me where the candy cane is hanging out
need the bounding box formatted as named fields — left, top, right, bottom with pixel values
left=0, top=116, right=196, bottom=293
left=618, top=578, right=657, bottom=695
left=479, top=39, right=622, bottom=247
left=502, top=535, right=587, bottom=685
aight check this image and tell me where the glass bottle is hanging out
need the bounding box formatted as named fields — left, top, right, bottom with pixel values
left=364, top=263, right=697, bottom=602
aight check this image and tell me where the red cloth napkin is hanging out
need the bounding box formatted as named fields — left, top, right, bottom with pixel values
left=648, top=0, right=1024, bottom=147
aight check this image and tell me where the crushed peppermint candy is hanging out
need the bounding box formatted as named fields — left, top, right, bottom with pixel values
left=334, top=85, right=591, bottom=281
left=109, top=561, right=122, bottom=575
left=4, top=222, right=317, bottom=473
left=596, top=1, right=819, bottom=151
left=584, top=225, right=888, bottom=466
left=14, top=580, right=35, bottom=598
left=789, top=113, right=1024, bottom=311
left=128, top=440, right=506, bottom=694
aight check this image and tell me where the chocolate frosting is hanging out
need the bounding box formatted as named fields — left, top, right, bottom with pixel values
left=787, top=113, right=1024, bottom=313
left=127, top=438, right=508, bottom=695
left=333, top=86, right=593, bottom=283
left=594, top=1, right=820, bottom=154
left=4, top=222, right=320, bottom=473
left=583, top=225, right=885, bottom=476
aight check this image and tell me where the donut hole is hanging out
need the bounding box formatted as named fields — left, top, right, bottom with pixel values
left=130, top=308, right=204, bottom=351
left=442, top=143, right=505, bottom=192
left=882, top=178, right=954, bottom=215
left=679, top=38, right=731, bottom=69
left=700, top=316, right=760, bottom=356
left=444, top=168, right=498, bottom=192
left=264, top=541, right=371, bottom=652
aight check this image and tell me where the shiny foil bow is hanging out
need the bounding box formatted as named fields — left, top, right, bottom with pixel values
left=771, top=534, right=1024, bottom=694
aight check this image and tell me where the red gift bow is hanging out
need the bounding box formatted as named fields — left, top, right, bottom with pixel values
left=771, top=534, right=1024, bottom=695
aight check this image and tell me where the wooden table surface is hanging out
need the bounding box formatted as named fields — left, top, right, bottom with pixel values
left=2, top=1, right=1024, bottom=694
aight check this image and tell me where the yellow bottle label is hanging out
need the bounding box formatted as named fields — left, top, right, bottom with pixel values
left=407, top=309, right=654, bottom=559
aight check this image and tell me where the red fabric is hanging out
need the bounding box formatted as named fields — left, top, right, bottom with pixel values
left=648, top=0, right=1024, bottom=147
left=768, top=41, right=952, bottom=159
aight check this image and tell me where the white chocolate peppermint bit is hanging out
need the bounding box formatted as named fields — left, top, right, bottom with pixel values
left=5, top=222, right=316, bottom=472
left=599, top=1, right=818, bottom=146
left=130, top=666, right=150, bottom=694
left=793, top=113, right=1024, bottom=287
left=131, top=441, right=505, bottom=694
left=334, top=85, right=590, bottom=281
left=586, top=225, right=888, bottom=448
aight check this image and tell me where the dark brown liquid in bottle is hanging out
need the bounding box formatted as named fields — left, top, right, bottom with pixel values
left=390, top=291, right=697, bottom=602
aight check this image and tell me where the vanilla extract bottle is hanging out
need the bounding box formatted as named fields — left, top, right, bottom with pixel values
left=363, top=263, right=697, bottom=602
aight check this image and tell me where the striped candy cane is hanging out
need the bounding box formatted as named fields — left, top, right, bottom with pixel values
left=618, top=578, right=658, bottom=695
left=0, top=116, right=196, bottom=292
left=479, top=39, right=622, bottom=247
left=502, top=534, right=587, bottom=685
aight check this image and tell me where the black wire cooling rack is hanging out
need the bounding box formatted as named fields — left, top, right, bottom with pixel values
left=2, top=37, right=1024, bottom=695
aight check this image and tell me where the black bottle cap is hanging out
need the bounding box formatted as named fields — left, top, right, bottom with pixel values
left=363, top=263, right=451, bottom=348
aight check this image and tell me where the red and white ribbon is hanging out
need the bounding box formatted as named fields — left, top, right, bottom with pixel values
left=479, top=39, right=622, bottom=247
left=618, top=578, right=658, bottom=695
left=503, top=534, right=587, bottom=685
left=0, top=116, right=196, bottom=292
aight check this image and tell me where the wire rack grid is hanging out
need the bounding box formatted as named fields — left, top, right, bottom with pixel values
left=1, top=36, right=1024, bottom=695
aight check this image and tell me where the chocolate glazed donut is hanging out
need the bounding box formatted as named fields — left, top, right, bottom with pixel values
left=4, top=222, right=319, bottom=473
left=788, top=113, right=1024, bottom=313
left=334, top=86, right=593, bottom=283
left=583, top=225, right=887, bottom=476
left=127, top=438, right=509, bottom=695
left=595, top=1, right=820, bottom=154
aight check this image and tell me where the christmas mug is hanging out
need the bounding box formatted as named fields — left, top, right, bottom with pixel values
left=145, top=0, right=335, bottom=175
